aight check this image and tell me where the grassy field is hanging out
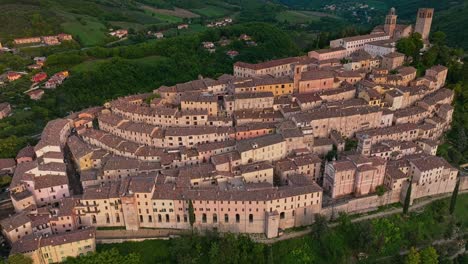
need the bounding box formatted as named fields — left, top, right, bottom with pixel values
left=142, top=9, right=183, bottom=24
left=72, top=56, right=165, bottom=73
left=108, top=21, right=146, bottom=31
left=61, top=17, right=108, bottom=46
left=276, top=10, right=339, bottom=24
left=454, top=192, right=468, bottom=229
left=71, top=59, right=111, bottom=73
left=164, top=24, right=206, bottom=37
left=191, top=6, right=231, bottom=18
left=140, top=5, right=199, bottom=18
left=98, top=239, right=171, bottom=263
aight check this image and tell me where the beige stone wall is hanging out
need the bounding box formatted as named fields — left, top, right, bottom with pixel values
left=77, top=198, right=123, bottom=228
left=181, top=101, right=218, bottom=116
left=12, top=195, right=36, bottom=213
left=2, top=222, right=32, bottom=244
left=324, top=165, right=356, bottom=198
left=354, top=165, right=385, bottom=196
left=39, top=237, right=95, bottom=263
left=242, top=168, right=274, bottom=184
left=298, top=77, right=335, bottom=94
left=240, top=141, right=286, bottom=164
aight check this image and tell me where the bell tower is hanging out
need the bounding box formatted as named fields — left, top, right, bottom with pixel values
left=415, top=8, right=434, bottom=40
left=384, top=7, right=397, bottom=37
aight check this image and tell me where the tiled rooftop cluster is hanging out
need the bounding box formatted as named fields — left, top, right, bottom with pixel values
left=2, top=7, right=465, bottom=263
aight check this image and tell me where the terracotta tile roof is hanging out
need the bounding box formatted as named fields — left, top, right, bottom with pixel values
left=11, top=228, right=96, bottom=254
left=236, top=134, right=284, bottom=153
left=234, top=57, right=300, bottom=70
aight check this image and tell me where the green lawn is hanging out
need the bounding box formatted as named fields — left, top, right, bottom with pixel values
left=454, top=193, right=468, bottom=229
left=191, top=6, right=231, bottom=18
left=72, top=56, right=164, bottom=73
left=142, top=9, right=183, bottom=24
left=71, top=58, right=112, bottom=73
left=108, top=21, right=146, bottom=31
left=164, top=24, right=206, bottom=37
left=276, top=11, right=321, bottom=24
left=132, top=55, right=165, bottom=65
left=61, top=16, right=108, bottom=46
left=98, top=239, right=171, bottom=263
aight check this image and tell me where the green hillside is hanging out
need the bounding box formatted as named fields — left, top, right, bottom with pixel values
left=0, top=0, right=242, bottom=46
left=278, top=0, right=468, bottom=50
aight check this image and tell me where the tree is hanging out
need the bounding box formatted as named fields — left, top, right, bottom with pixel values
left=344, top=138, right=357, bottom=151
left=449, top=178, right=460, bottom=215
left=420, top=246, right=438, bottom=264
left=376, top=185, right=386, bottom=196
left=188, top=199, right=195, bottom=230
left=311, top=214, right=328, bottom=240
left=65, top=248, right=140, bottom=263
left=403, top=180, right=412, bottom=215
left=7, top=254, right=33, bottom=264
left=397, top=33, right=424, bottom=60
left=372, top=218, right=402, bottom=255
left=431, top=31, right=447, bottom=46
left=405, top=247, right=421, bottom=264
left=286, top=243, right=315, bottom=264
left=325, top=145, right=338, bottom=161
left=456, top=126, right=467, bottom=152
left=209, top=242, right=220, bottom=264
left=354, top=221, right=374, bottom=252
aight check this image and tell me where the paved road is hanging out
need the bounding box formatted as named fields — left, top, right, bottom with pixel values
left=253, top=191, right=466, bottom=244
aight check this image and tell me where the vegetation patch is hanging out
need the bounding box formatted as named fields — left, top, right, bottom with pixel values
left=191, top=6, right=232, bottom=18
left=139, top=5, right=200, bottom=18
left=61, top=16, right=109, bottom=46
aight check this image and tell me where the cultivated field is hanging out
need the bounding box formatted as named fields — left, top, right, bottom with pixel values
left=140, top=5, right=200, bottom=18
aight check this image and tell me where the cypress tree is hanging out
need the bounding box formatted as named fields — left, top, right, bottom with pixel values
left=450, top=178, right=460, bottom=215
left=188, top=199, right=195, bottom=232
left=403, top=181, right=412, bottom=215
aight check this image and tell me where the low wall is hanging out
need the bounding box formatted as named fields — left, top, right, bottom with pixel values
left=96, top=228, right=187, bottom=240
left=321, top=190, right=401, bottom=219
left=97, top=237, right=173, bottom=244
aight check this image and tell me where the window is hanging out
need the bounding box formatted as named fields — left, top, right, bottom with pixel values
left=213, top=214, right=217, bottom=223
left=280, top=212, right=285, bottom=219
left=165, top=214, right=169, bottom=222
left=202, top=213, right=207, bottom=223
left=224, top=214, right=229, bottom=223
left=249, top=214, right=253, bottom=223
left=236, top=214, right=240, bottom=223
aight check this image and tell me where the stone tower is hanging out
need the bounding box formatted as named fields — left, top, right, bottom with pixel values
left=384, top=7, right=397, bottom=37
left=415, top=8, right=434, bottom=40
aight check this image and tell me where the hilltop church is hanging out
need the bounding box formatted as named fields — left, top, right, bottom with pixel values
left=372, top=7, right=434, bottom=42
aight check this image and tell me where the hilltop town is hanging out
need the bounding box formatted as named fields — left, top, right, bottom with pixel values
left=0, top=7, right=467, bottom=263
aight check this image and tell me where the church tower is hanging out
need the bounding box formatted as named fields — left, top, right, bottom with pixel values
left=415, top=8, right=434, bottom=40
left=384, top=7, right=397, bottom=37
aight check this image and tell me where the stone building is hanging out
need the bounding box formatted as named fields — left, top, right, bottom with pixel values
left=323, top=155, right=386, bottom=198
